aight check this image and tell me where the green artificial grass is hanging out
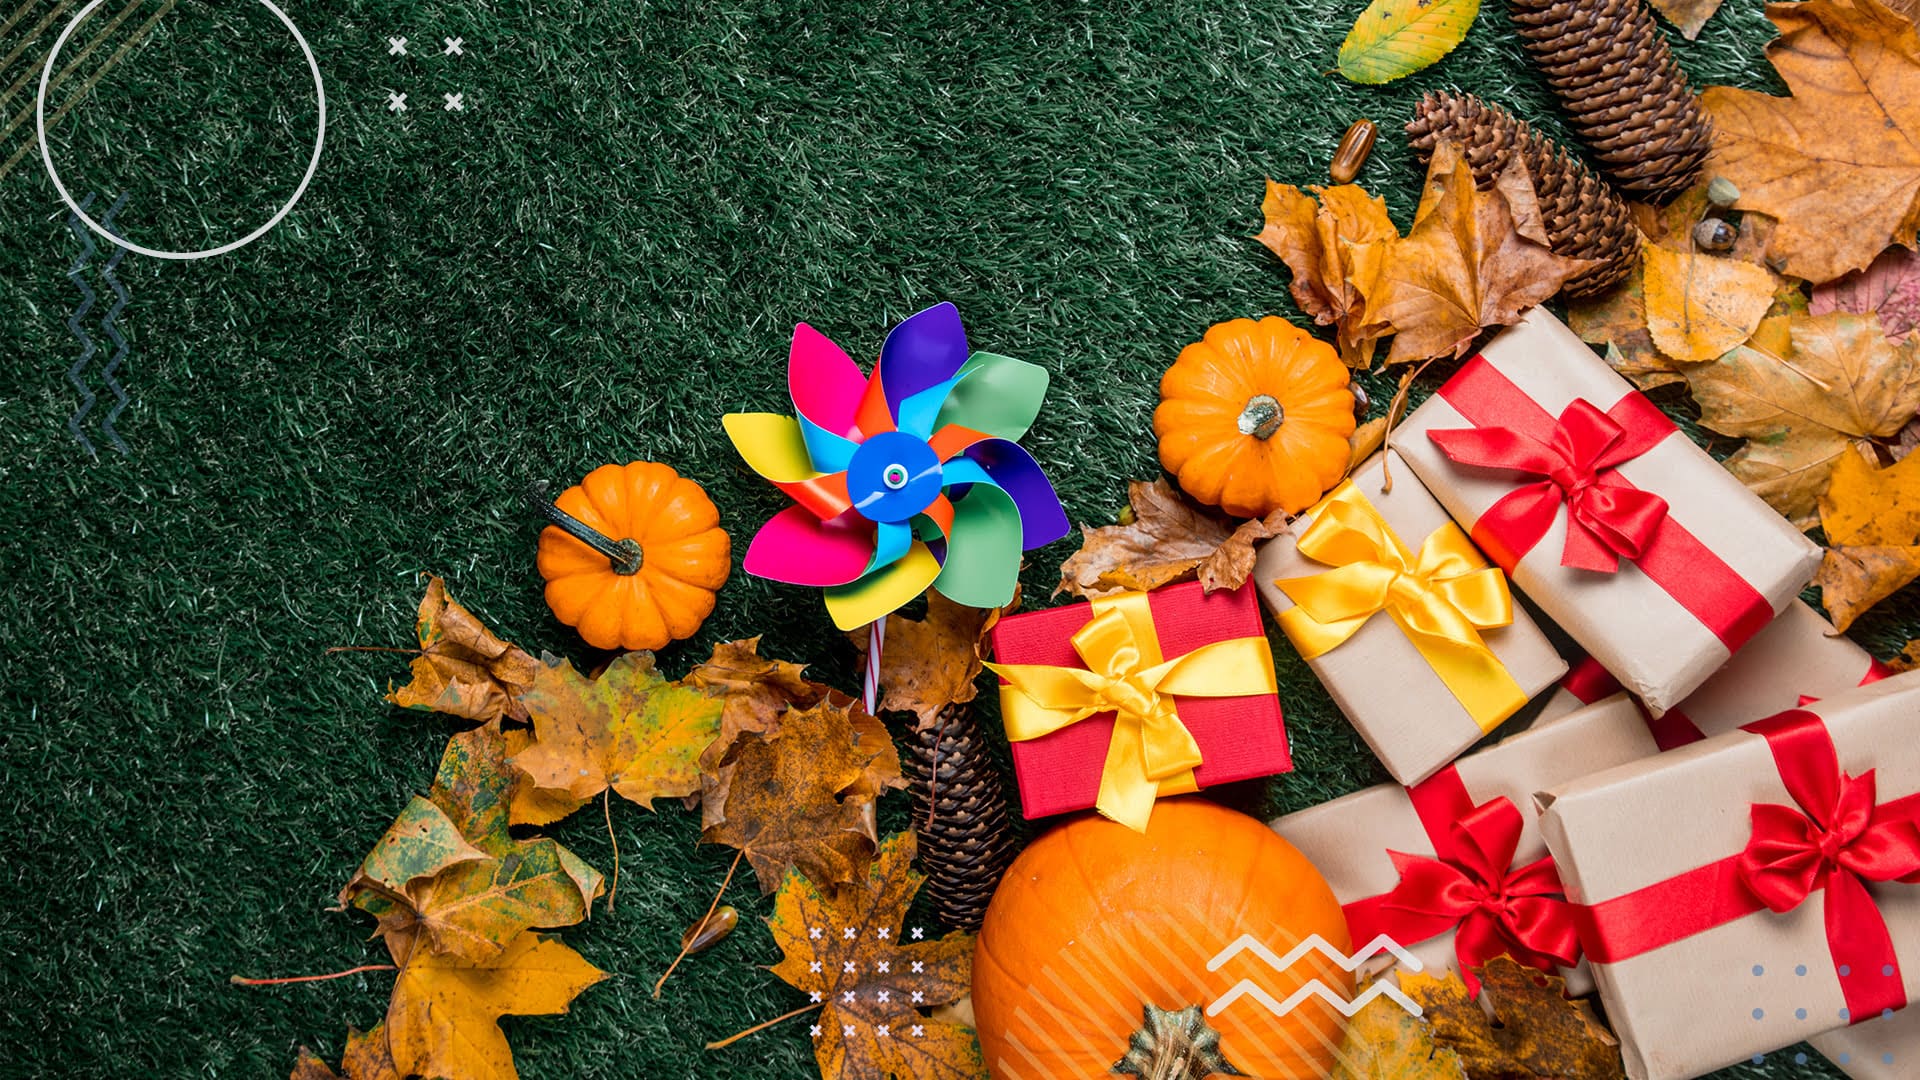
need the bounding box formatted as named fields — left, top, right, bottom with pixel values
left=2, top=0, right=1910, bottom=1077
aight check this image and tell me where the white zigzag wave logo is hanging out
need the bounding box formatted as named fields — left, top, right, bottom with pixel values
left=1204, top=934, right=1425, bottom=1019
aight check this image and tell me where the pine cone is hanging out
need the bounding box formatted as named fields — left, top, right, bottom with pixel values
left=1509, top=0, right=1712, bottom=203
left=902, top=702, right=1017, bottom=931
left=1407, top=91, right=1639, bottom=299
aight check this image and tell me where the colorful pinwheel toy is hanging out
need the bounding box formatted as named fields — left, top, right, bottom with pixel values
left=724, top=302, right=1069, bottom=631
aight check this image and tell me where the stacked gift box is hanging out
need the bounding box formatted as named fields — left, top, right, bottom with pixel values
left=987, top=308, right=1913, bottom=1080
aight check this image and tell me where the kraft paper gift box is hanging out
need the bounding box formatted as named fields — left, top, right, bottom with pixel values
left=1535, top=600, right=1890, bottom=747
left=1393, top=307, right=1822, bottom=716
left=1270, top=693, right=1657, bottom=996
left=1812, top=1008, right=1919, bottom=1080
left=1537, top=672, right=1920, bottom=1080
left=1255, top=449, right=1565, bottom=785
left=986, top=580, right=1290, bottom=832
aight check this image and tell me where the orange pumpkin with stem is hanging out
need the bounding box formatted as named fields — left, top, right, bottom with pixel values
left=1155, top=316, right=1356, bottom=519
left=533, top=462, right=730, bottom=651
left=972, top=798, right=1352, bottom=1079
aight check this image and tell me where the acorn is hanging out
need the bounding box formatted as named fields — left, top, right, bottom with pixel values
left=1693, top=217, right=1737, bottom=255
left=1330, top=119, right=1378, bottom=184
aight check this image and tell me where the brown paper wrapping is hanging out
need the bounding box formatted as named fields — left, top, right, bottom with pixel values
left=1270, top=694, right=1657, bottom=994
left=1812, top=1009, right=1919, bottom=1079
left=1538, top=672, right=1920, bottom=1080
left=1393, top=308, right=1822, bottom=716
left=1254, top=449, right=1566, bottom=784
left=1534, top=601, right=1879, bottom=733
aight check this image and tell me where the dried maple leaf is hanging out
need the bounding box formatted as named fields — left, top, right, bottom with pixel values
left=1891, top=638, right=1920, bottom=672
left=386, top=930, right=606, bottom=1080
left=763, top=832, right=982, bottom=1080
left=1686, top=311, right=1920, bottom=523
left=500, top=726, right=590, bottom=828
left=385, top=577, right=538, bottom=723
left=341, top=726, right=604, bottom=966
left=1402, top=957, right=1625, bottom=1080
left=1258, top=180, right=1398, bottom=367
left=1811, top=244, right=1920, bottom=343
left=1329, top=980, right=1467, bottom=1080
left=1642, top=242, right=1777, bottom=362
left=685, top=636, right=821, bottom=765
left=1815, top=450, right=1920, bottom=630
left=1702, top=0, right=1920, bottom=283
left=1056, top=478, right=1285, bottom=599
left=701, top=700, right=902, bottom=894
left=1363, top=141, right=1590, bottom=365
left=1347, top=415, right=1389, bottom=474
left=290, top=1026, right=398, bottom=1080
left=1649, top=0, right=1726, bottom=39
left=512, top=652, right=723, bottom=808
left=859, top=591, right=1004, bottom=730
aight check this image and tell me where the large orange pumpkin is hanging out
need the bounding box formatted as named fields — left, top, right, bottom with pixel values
left=1155, top=316, right=1356, bottom=519
left=535, top=462, right=730, bottom=651
left=973, top=798, right=1352, bottom=1079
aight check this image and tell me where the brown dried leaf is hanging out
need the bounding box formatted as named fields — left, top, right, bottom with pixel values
left=385, top=577, right=538, bottom=723
left=1815, top=451, right=1920, bottom=630
left=1702, top=0, right=1920, bottom=283
left=861, top=591, right=1002, bottom=729
left=1402, top=957, right=1625, bottom=1080
left=1890, top=638, right=1920, bottom=671
left=1649, top=0, right=1727, bottom=39
left=1567, top=265, right=1683, bottom=390
left=700, top=700, right=902, bottom=894
left=685, top=637, right=826, bottom=770
left=764, top=832, right=982, bottom=1080
left=1810, top=244, right=1920, bottom=343
left=1258, top=180, right=1399, bottom=367
left=1365, top=142, right=1590, bottom=365
left=1348, top=415, right=1390, bottom=474
left=1056, top=478, right=1275, bottom=599
left=1686, top=312, right=1920, bottom=521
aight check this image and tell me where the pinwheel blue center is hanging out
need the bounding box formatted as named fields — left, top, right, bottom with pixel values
left=848, top=431, right=942, bottom=524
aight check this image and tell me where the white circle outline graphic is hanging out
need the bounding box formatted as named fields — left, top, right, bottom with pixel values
left=37, top=0, right=327, bottom=261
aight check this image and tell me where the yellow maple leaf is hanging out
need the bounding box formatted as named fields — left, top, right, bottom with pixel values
left=1815, top=450, right=1920, bottom=630
left=1642, top=241, right=1776, bottom=363
left=386, top=931, right=606, bottom=1080
left=513, top=651, right=723, bottom=807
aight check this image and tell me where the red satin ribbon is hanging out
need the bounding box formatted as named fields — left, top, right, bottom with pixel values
left=1564, top=653, right=1895, bottom=751
left=1344, top=767, right=1581, bottom=994
left=1571, top=709, right=1920, bottom=1024
left=1431, top=357, right=1772, bottom=652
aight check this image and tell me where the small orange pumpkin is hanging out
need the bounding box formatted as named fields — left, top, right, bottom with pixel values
left=1155, top=316, right=1357, bottom=518
left=534, top=462, right=730, bottom=651
left=972, top=798, right=1352, bottom=1080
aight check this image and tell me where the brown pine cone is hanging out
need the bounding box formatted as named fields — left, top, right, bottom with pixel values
left=1407, top=91, right=1640, bottom=299
left=1509, top=0, right=1712, bottom=203
left=901, top=702, right=1017, bottom=931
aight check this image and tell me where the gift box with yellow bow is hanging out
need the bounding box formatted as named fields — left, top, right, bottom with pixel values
left=1254, top=448, right=1566, bottom=785
left=986, top=580, right=1288, bottom=832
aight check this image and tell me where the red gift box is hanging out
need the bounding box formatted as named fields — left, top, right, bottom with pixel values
left=987, top=580, right=1291, bottom=823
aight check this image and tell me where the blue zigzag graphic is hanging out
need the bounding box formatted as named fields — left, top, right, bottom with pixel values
left=97, top=194, right=131, bottom=454
left=65, top=194, right=99, bottom=456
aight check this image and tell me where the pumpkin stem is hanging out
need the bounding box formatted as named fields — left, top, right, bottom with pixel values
left=1112, top=1004, right=1244, bottom=1080
left=525, top=482, right=644, bottom=575
left=1238, top=395, right=1284, bottom=441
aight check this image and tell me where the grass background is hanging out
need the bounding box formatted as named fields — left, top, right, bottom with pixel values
left=1, top=0, right=1908, bottom=1076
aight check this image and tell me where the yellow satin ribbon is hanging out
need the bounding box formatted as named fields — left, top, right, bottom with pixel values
left=1276, top=482, right=1527, bottom=733
left=987, top=591, right=1278, bottom=833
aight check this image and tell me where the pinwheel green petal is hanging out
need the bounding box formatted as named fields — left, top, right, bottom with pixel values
left=933, top=352, right=1051, bottom=442
left=933, top=483, right=1025, bottom=607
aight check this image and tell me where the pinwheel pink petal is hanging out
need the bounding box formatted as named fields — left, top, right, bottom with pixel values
left=742, top=506, right=875, bottom=586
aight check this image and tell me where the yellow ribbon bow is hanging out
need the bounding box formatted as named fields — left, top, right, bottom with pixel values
left=1276, top=482, right=1527, bottom=732
left=988, top=591, right=1277, bottom=832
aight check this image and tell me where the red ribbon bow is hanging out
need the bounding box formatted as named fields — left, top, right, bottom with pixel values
left=1737, top=719, right=1920, bottom=1020
left=1430, top=397, right=1670, bottom=573
left=1370, top=797, right=1582, bottom=993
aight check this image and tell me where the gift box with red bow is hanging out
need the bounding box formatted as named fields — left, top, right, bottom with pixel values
left=1255, top=449, right=1566, bottom=785
left=1535, top=600, right=1891, bottom=747
left=1392, top=308, right=1823, bottom=716
left=986, top=580, right=1289, bottom=832
left=1539, top=671, right=1920, bottom=1080
left=1270, top=693, right=1657, bottom=995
